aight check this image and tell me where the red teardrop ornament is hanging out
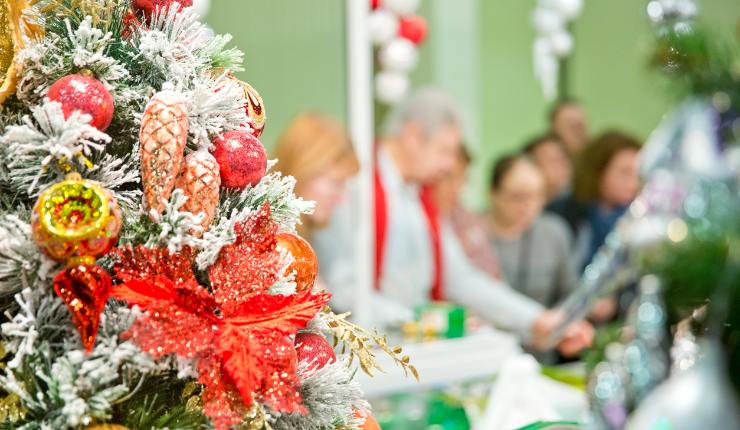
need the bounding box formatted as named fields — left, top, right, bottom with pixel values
left=53, top=264, right=112, bottom=352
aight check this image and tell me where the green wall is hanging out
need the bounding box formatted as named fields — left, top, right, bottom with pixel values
left=206, top=0, right=347, bottom=151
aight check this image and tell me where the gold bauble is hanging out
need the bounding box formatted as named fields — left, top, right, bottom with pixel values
left=0, top=0, right=40, bottom=104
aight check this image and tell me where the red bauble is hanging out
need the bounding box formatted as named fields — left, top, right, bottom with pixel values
left=132, top=0, right=193, bottom=20
left=398, top=15, right=427, bottom=45
left=275, top=232, right=318, bottom=293
left=47, top=73, right=115, bottom=131
left=370, top=0, right=383, bottom=10
left=53, top=264, right=112, bottom=352
left=295, top=332, right=336, bottom=371
left=211, top=130, right=267, bottom=189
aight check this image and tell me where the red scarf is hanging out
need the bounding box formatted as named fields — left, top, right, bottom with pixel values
left=373, top=167, right=444, bottom=301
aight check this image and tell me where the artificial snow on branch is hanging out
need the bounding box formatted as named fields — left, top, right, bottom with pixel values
left=1, top=100, right=111, bottom=196
left=0, top=215, right=58, bottom=298
left=196, top=164, right=314, bottom=270
left=185, top=73, right=251, bottom=149
left=271, top=358, right=370, bottom=430
left=145, top=188, right=206, bottom=253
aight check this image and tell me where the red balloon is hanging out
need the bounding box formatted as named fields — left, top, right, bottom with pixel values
left=370, top=0, right=383, bottom=10
left=47, top=74, right=115, bottom=131
left=398, top=15, right=427, bottom=45
left=211, top=130, right=267, bottom=189
left=295, top=332, right=336, bottom=371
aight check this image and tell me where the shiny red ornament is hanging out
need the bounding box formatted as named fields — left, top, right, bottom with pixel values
left=295, top=332, right=336, bottom=372
left=370, top=0, right=382, bottom=10
left=132, top=0, right=192, bottom=21
left=211, top=130, right=267, bottom=189
left=111, top=239, right=331, bottom=430
left=275, top=232, right=318, bottom=293
left=47, top=73, right=115, bottom=131
left=398, top=15, right=427, bottom=45
left=53, top=264, right=112, bottom=352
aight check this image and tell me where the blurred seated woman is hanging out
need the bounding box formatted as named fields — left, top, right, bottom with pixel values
left=487, top=153, right=578, bottom=307
left=548, top=131, right=641, bottom=270
left=273, top=113, right=359, bottom=240
left=523, top=134, right=572, bottom=203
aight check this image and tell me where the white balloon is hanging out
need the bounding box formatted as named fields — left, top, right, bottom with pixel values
left=191, top=0, right=211, bottom=18
left=379, top=38, right=418, bottom=73
left=533, top=37, right=552, bottom=58
left=369, top=9, right=399, bottom=46
left=384, top=0, right=421, bottom=15
left=549, top=31, right=573, bottom=57
left=532, top=8, right=564, bottom=35
left=375, top=71, right=410, bottom=104
left=541, top=0, right=583, bottom=20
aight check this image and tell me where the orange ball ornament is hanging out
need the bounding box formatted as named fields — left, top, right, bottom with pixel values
left=354, top=409, right=382, bottom=430
left=275, top=232, right=318, bottom=293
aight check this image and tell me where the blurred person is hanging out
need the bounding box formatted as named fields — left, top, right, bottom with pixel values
left=488, top=153, right=577, bottom=307
left=433, top=145, right=502, bottom=280
left=523, top=134, right=572, bottom=203
left=549, top=131, right=641, bottom=270
left=273, top=113, right=359, bottom=238
left=549, top=100, right=589, bottom=156
left=313, top=88, right=593, bottom=356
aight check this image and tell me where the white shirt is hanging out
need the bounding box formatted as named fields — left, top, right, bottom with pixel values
left=312, top=149, right=544, bottom=341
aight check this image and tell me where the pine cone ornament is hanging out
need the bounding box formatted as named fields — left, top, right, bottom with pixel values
left=175, top=149, right=221, bottom=234
left=140, top=90, right=188, bottom=215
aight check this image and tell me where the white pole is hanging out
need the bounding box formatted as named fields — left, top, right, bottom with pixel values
left=346, top=0, right=374, bottom=328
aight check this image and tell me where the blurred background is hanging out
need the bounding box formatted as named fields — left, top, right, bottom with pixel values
left=199, top=2, right=739, bottom=429
left=206, top=0, right=737, bottom=208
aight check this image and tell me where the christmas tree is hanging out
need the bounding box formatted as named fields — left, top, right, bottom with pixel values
left=568, top=2, right=740, bottom=428
left=0, top=1, right=413, bottom=428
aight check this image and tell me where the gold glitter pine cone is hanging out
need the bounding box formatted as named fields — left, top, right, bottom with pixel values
left=175, top=149, right=221, bottom=234
left=139, top=90, right=189, bottom=215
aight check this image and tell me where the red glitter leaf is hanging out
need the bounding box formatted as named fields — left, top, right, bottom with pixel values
left=112, top=245, right=198, bottom=287
left=125, top=301, right=216, bottom=358
left=209, top=205, right=282, bottom=306
left=225, top=291, right=330, bottom=334
left=198, top=356, right=246, bottom=430
left=112, top=239, right=329, bottom=426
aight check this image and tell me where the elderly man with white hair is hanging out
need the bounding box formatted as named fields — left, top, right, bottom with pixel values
left=313, top=88, right=592, bottom=356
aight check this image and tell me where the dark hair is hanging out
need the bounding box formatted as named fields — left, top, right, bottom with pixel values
left=459, top=143, right=472, bottom=165
left=572, top=130, right=642, bottom=202
left=548, top=99, right=581, bottom=125
left=522, top=133, right=567, bottom=156
left=490, top=153, right=531, bottom=191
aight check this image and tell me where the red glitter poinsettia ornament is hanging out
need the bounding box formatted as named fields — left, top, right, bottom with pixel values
left=111, top=206, right=329, bottom=429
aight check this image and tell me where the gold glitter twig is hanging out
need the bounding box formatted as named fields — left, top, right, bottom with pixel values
left=322, top=307, right=419, bottom=381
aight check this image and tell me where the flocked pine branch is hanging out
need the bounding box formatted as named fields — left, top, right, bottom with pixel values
left=186, top=73, right=252, bottom=149
left=270, top=358, right=370, bottom=430
left=196, top=163, right=314, bottom=269
left=144, top=189, right=206, bottom=253
left=0, top=100, right=111, bottom=196
left=0, top=215, right=58, bottom=299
